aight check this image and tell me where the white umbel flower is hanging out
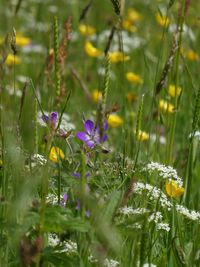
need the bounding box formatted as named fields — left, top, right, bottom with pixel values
left=176, top=205, right=200, bottom=222
left=104, top=259, right=120, bottom=267
left=143, top=161, right=183, bottom=187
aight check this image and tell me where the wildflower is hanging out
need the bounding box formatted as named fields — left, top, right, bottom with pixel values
left=168, top=84, right=182, bottom=97
left=186, top=49, right=199, bottom=61
left=126, top=92, right=137, bottom=103
left=60, top=193, right=68, bottom=206
left=85, top=41, right=102, bottom=57
left=159, top=99, right=174, bottom=113
left=31, top=154, right=47, bottom=166
left=42, top=111, right=58, bottom=130
left=118, top=207, right=149, bottom=216
left=122, top=20, right=137, bottom=33
left=134, top=182, right=172, bottom=209
left=107, top=114, right=123, bottom=128
left=49, top=146, right=65, bottom=163
left=79, top=24, right=96, bottom=36
left=166, top=180, right=184, bottom=198
left=127, top=8, right=141, bottom=22
left=5, top=54, right=21, bottom=65
left=143, top=161, right=183, bottom=187
left=108, top=51, right=130, bottom=63
left=176, top=204, right=200, bottom=221
left=136, top=130, right=149, bottom=141
left=104, top=258, right=119, bottom=267
left=155, top=12, right=170, bottom=27
left=15, top=35, right=31, bottom=47
left=91, top=89, right=102, bottom=103
left=76, top=119, right=108, bottom=148
left=126, top=72, right=143, bottom=84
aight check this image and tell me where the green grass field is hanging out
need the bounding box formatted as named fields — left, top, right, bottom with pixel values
left=1, top=0, right=200, bottom=266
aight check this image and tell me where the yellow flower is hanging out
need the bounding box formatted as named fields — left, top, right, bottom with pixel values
left=126, top=92, right=137, bottom=104
left=16, top=35, right=31, bottom=47
left=5, top=54, right=21, bottom=65
left=159, top=99, right=174, bottom=113
left=166, top=180, right=184, bottom=198
left=79, top=24, right=96, bottom=36
left=92, top=89, right=102, bottom=103
left=186, top=49, right=199, bottom=61
left=127, top=8, right=141, bottom=22
left=85, top=41, right=102, bottom=58
left=49, top=146, right=65, bottom=163
left=108, top=51, right=130, bottom=63
left=122, top=20, right=137, bottom=32
left=136, top=130, right=149, bottom=141
left=155, top=12, right=170, bottom=27
left=0, top=34, right=31, bottom=47
left=126, top=72, right=143, bottom=84
left=108, top=114, right=123, bottom=128
left=168, top=85, right=182, bottom=97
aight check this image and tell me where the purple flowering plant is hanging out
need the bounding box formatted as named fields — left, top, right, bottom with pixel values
left=76, top=119, right=108, bottom=148
left=42, top=111, right=58, bottom=130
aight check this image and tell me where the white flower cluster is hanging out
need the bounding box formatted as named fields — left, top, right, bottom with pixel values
left=143, top=263, right=157, bottom=267
left=61, top=240, right=77, bottom=255
left=148, top=212, right=163, bottom=224
left=143, top=162, right=183, bottom=187
left=176, top=205, right=200, bottom=222
left=48, top=233, right=60, bottom=247
left=104, top=258, right=120, bottom=267
left=32, top=153, right=47, bottom=166
left=156, top=223, right=170, bottom=232
left=46, top=193, right=58, bottom=205
left=134, top=182, right=172, bottom=209
left=118, top=207, right=149, bottom=216
left=189, top=131, right=200, bottom=140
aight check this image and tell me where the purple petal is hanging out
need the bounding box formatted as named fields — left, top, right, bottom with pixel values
left=104, top=122, right=108, bottom=131
left=72, top=172, right=81, bottom=179
left=42, top=114, right=49, bottom=123
left=84, top=120, right=94, bottom=135
left=76, top=199, right=80, bottom=210
left=76, top=132, right=89, bottom=142
left=85, top=139, right=95, bottom=148
left=101, top=134, right=108, bottom=142
left=50, top=112, right=58, bottom=124
left=63, top=192, right=68, bottom=202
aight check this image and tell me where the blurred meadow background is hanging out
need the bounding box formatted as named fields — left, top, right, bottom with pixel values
left=1, top=0, right=200, bottom=266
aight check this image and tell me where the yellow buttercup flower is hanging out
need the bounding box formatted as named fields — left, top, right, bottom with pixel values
left=108, top=51, right=130, bottom=63
left=0, top=34, right=31, bottom=47
left=166, top=180, right=184, bottom=198
left=108, top=114, right=123, bottom=128
left=79, top=24, right=96, bottom=36
left=155, top=12, right=170, bottom=27
left=159, top=99, right=174, bottom=113
left=136, top=130, right=149, bottom=141
left=5, top=54, right=21, bottom=65
left=122, top=20, right=137, bottom=33
left=126, top=92, right=137, bottom=104
left=49, top=146, right=65, bottom=163
left=186, top=49, right=199, bottom=61
left=126, top=72, right=143, bottom=84
left=92, top=89, right=102, bottom=103
left=127, top=8, right=141, bottom=22
left=85, top=41, right=102, bottom=58
left=168, top=85, right=182, bottom=97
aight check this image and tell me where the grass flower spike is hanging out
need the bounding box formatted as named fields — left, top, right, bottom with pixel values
left=108, top=114, right=123, bottom=128
left=49, top=146, right=65, bottom=163
left=166, top=180, right=184, bottom=198
left=85, top=41, right=102, bottom=57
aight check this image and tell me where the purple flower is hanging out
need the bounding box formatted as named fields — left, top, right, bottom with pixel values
left=60, top=192, right=68, bottom=207
left=42, top=111, right=58, bottom=129
left=76, top=119, right=108, bottom=148
left=72, top=172, right=91, bottom=179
